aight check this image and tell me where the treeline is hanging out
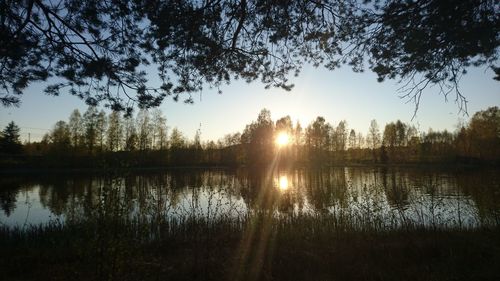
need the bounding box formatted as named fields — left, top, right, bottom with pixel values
left=1, top=106, right=500, bottom=168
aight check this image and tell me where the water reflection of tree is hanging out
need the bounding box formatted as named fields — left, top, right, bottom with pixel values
left=377, top=168, right=412, bottom=227
left=455, top=169, right=500, bottom=226
left=381, top=168, right=410, bottom=209
left=236, top=168, right=302, bottom=213
left=38, top=177, right=71, bottom=216
left=0, top=178, right=20, bottom=216
left=238, top=168, right=276, bottom=211
left=304, top=168, right=348, bottom=212
left=1, top=168, right=498, bottom=229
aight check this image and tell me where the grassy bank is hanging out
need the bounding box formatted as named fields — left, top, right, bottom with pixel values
left=1, top=214, right=499, bottom=281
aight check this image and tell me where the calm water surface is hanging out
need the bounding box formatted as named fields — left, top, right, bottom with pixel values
left=1, top=167, right=499, bottom=229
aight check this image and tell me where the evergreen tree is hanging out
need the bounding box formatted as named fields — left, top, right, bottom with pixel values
left=0, top=121, right=22, bottom=154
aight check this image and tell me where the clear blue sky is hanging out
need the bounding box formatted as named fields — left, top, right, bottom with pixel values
left=1, top=64, right=498, bottom=142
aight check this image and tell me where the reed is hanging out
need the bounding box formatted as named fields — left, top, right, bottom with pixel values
left=1, top=210, right=499, bottom=281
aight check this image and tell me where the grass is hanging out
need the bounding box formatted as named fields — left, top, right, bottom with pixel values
left=1, top=212, right=499, bottom=281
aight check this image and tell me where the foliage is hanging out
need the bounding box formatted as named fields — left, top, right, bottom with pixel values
left=358, top=0, right=499, bottom=112
left=49, top=120, right=70, bottom=147
left=241, top=109, right=275, bottom=165
left=1, top=0, right=498, bottom=112
left=467, top=106, right=500, bottom=160
left=305, top=116, right=331, bottom=163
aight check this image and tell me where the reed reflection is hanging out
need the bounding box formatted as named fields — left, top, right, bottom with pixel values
left=0, top=168, right=499, bottom=229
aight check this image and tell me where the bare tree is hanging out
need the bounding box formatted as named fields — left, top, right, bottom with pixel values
left=137, top=109, right=151, bottom=151
left=348, top=129, right=357, bottom=149
left=96, top=110, right=107, bottom=152
left=368, top=120, right=381, bottom=150
left=151, top=109, right=168, bottom=150
left=107, top=111, right=123, bottom=151
left=83, top=106, right=98, bottom=153
left=68, top=109, right=83, bottom=149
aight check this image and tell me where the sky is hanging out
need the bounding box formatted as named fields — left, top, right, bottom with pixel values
left=1, top=64, right=498, bottom=142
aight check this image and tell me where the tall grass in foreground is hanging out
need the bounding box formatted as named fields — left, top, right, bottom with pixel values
left=2, top=204, right=500, bottom=281
left=1, top=212, right=500, bottom=281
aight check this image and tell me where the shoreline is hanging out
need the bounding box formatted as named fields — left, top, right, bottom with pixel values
left=1, top=161, right=498, bottom=175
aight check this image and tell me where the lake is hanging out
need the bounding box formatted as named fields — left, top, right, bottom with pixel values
left=1, top=166, right=499, bottom=229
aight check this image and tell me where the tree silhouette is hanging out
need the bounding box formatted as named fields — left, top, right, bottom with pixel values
left=0, top=121, right=22, bottom=154
left=357, top=0, right=499, bottom=113
left=49, top=120, right=71, bottom=153
left=305, top=117, right=332, bottom=163
left=83, top=106, right=99, bottom=154
left=334, top=120, right=347, bottom=153
left=467, top=106, right=500, bottom=160
left=241, top=109, right=275, bottom=165
left=151, top=109, right=168, bottom=150
left=107, top=111, right=123, bottom=151
left=367, top=119, right=381, bottom=161
left=367, top=119, right=381, bottom=150
left=68, top=109, right=83, bottom=149
left=136, top=109, right=152, bottom=151
left=275, top=116, right=293, bottom=135
left=96, top=110, right=107, bottom=152
left=124, top=116, right=138, bottom=151
left=3, top=105, right=500, bottom=167
left=348, top=129, right=356, bottom=149
left=1, top=1, right=497, bottom=112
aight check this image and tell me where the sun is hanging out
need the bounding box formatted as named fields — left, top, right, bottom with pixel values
left=278, top=176, right=289, bottom=190
left=276, top=132, right=290, bottom=147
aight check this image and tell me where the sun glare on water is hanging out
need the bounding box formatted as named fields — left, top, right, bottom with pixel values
left=276, top=132, right=290, bottom=147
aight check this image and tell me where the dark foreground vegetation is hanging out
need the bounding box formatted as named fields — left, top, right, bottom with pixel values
left=1, top=215, right=500, bottom=281
left=2, top=106, right=500, bottom=169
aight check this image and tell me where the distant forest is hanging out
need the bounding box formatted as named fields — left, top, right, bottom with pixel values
left=1, top=107, right=499, bottom=169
